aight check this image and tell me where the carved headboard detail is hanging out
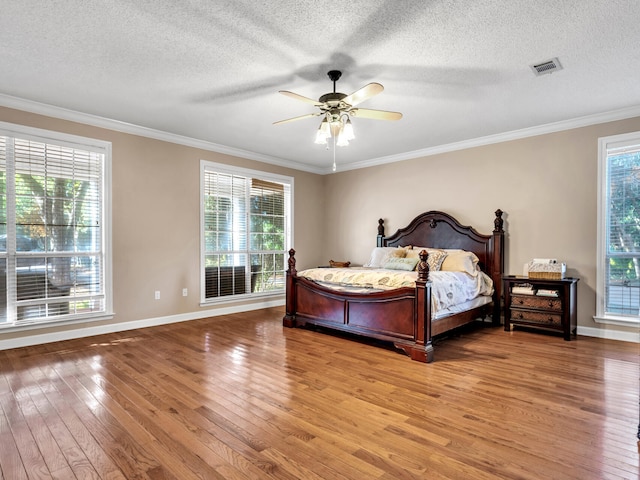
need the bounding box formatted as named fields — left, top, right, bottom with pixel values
left=376, top=210, right=505, bottom=311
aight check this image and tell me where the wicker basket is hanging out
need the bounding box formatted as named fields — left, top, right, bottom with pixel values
left=527, top=261, right=566, bottom=280
left=528, top=271, right=564, bottom=280
left=329, top=260, right=351, bottom=268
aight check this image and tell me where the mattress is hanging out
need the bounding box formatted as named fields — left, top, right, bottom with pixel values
left=298, top=267, right=494, bottom=316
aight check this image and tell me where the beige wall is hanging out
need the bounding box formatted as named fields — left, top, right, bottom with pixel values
left=0, top=106, right=326, bottom=343
left=324, top=116, right=640, bottom=338
left=1, top=105, right=639, bottom=344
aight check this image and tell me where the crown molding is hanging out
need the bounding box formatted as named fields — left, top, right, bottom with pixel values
left=335, top=104, right=640, bottom=173
left=2, top=93, right=640, bottom=176
left=0, top=94, right=326, bottom=175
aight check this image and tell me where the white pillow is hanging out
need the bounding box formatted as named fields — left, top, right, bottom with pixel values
left=441, top=250, right=480, bottom=276
left=364, top=247, right=405, bottom=268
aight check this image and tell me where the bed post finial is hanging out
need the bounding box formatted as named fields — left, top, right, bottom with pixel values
left=287, top=248, right=297, bottom=275
left=377, top=218, right=385, bottom=247
left=493, top=209, right=504, bottom=233
left=417, top=250, right=430, bottom=282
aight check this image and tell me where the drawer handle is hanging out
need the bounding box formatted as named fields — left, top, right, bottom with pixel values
left=548, top=300, right=555, bottom=307
left=517, top=299, right=524, bottom=305
left=547, top=317, right=554, bottom=323
left=517, top=313, right=524, bottom=319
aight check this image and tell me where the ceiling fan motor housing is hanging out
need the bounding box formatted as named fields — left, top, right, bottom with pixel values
left=274, top=68, right=401, bottom=126
left=319, top=92, right=348, bottom=107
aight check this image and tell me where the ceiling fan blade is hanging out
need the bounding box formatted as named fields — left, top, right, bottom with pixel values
left=273, top=112, right=321, bottom=125
left=342, top=83, right=384, bottom=106
left=279, top=90, right=323, bottom=106
left=350, top=108, right=403, bottom=121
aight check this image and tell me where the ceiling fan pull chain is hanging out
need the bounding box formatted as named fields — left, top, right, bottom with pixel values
left=332, top=136, right=337, bottom=172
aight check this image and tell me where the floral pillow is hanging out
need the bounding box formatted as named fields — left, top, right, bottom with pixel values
left=401, top=246, right=448, bottom=271
left=424, top=250, right=448, bottom=271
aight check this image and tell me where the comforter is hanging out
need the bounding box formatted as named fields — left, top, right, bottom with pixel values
left=298, top=267, right=494, bottom=315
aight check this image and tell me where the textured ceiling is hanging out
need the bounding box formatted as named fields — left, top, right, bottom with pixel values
left=1, top=0, right=640, bottom=174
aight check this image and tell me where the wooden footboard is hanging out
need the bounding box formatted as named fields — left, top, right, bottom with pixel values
left=284, top=248, right=436, bottom=362
left=283, top=209, right=505, bottom=363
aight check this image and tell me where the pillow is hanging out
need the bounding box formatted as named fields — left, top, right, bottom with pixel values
left=383, top=257, right=419, bottom=271
left=424, top=250, right=448, bottom=271
left=364, top=247, right=406, bottom=268
left=441, top=250, right=480, bottom=276
left=403, top=246, right=448, bottom=271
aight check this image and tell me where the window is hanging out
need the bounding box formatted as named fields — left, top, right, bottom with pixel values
left=596, top=132, right=640, bottom=324
left=201, top=161, right=292, bottom=301
left=0, top=122, right=111, bottom=326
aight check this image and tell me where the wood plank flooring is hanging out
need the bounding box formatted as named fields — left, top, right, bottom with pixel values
left=0, top=307, right=638, bottom=479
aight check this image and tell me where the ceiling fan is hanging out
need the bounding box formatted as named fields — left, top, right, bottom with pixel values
left=273, top=70, right=402, bottom=149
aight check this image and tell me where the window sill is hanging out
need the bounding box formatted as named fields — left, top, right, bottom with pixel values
left=593, top=314, right=640, bottom=327
left=200, top=291, right=284, bottom=307
left=0, top=312, right=115, bottom=334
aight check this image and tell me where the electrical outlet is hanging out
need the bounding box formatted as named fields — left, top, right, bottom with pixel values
left=182, top=288, right=188, bottom=297
left=155, top=290, right=160, bottom=300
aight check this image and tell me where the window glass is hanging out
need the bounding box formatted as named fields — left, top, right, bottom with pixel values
left=0, top=126, right=110, bottom=325
left=202, top=162, right=292, bottom=300
left=597, top=133, right=640, bottom=323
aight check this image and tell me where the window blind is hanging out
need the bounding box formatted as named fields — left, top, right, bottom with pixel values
left=0, top=133, right=107, bottom=325
left=250, top=178, right=287, bottom=294
left=202, top=165, right=291, bottom=300
left=604, top=147, right=640, bottom=316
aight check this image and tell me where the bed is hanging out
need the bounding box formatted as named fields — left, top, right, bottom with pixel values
left=283, top=209, right=505, bottom=363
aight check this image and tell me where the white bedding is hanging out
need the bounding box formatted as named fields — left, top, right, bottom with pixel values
left=298, top=267, right=494, bottom=317
left=433, top=295, right=493, bottom=320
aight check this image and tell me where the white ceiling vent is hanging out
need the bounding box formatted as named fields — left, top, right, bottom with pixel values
left=530, top=57, right=563, bottom=76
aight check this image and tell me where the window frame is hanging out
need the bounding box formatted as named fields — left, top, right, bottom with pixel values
left=199, top=160, right=293, bottom=304
left=0, top=121, right=113, bottom=329
left=595, top=131, right=640, bottom=326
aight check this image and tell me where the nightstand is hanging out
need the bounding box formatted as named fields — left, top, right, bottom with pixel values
left=503, top=275, right=579, bottom=341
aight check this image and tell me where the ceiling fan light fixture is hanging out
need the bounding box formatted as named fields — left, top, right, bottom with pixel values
left=329, top=119, right=342, bottom=138
left=342, top=117, right=355, bottom=141
left=314, top=118, right=330, bottom=144
left=336, top=132, right=350, bottom=147
left=275, top=70, right=401, bottom=171
left=335, top=119, right=351, bottom=147
left=319, top=116, right=331, bottom=135
left=314, top=129, right=328, bottom=145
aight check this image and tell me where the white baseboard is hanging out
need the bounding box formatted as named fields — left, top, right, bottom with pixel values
left=577, top=325, right=640, bottom=343
left=2, top=303, right=636, bottom=350
left=0, top=299, right=284, bottom=351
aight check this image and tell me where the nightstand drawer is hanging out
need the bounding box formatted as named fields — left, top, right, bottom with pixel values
left=511, top=294, right=562, bottom=311
left=504, top=276, right=579, bottom=341
left=510, top=309, right=562, bottom=326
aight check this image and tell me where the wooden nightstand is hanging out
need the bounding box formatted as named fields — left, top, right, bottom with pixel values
left=503, top=275, right=579, bottom=341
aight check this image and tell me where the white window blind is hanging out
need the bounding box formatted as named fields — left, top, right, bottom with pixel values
left=201, top=162, right=291, bottom=301
left=0, top=127, right=109, bottom=326
left=596, top=133, right=640, bottom=324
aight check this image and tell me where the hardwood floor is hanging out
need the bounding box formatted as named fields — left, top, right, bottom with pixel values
left=0, top=307, right=638, bottom=479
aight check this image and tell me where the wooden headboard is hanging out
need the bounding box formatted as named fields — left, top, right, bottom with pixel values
left=377, top=210, right=505, bottom=314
